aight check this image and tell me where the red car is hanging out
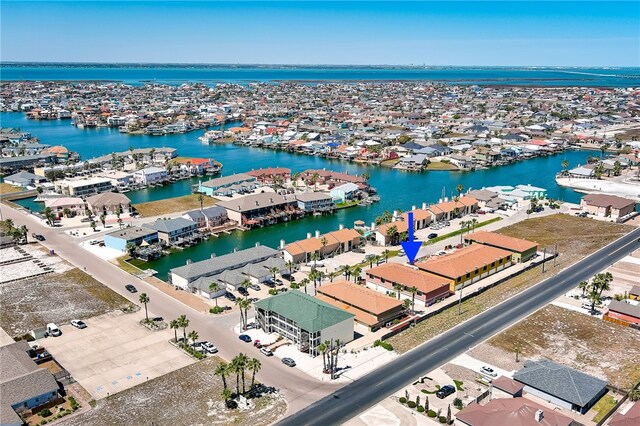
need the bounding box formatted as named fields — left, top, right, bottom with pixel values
left=253, top=340, right=262, bottom=348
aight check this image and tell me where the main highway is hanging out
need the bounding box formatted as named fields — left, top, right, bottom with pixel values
left=279, top=226, right=640, bottom=425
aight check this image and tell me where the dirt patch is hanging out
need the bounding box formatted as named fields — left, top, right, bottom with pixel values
left=387, top=214, right=634, bottom=354
left=440, top=364, right=487, bottom=399
left=0, top=268, right=131, bottom=336
left=487, top=305, right=640, bottom=390
left=58, top=357, right=287, bottom=426
left=0, top=182, right=23, bottom=195
left=133, top=194, right=218, bottom=217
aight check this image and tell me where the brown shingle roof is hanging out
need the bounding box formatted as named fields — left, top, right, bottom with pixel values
left=492, top=375, right=525, bottom=394
left=456, top=398, right=572, bottom=426
left=367, top=263, right=451, bottom=294
left=416, top=244, right=512, bottom=279
left=582, top=194, right=636, bottom=209
left=466, top=231, right=538, bottom=253
left=317, top=280, right=403, bottom=316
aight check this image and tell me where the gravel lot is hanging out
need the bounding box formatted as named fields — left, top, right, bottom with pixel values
left=59, top=357, right=287, bottom=426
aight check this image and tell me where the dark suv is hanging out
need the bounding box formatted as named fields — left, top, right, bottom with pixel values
left=238, top=287, right=249, bottom=297
left=224, top=292, right=237, bottom=302
left=436, top=385, right=455, bottom=399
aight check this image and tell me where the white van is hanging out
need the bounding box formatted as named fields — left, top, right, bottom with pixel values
left=46, top=323, right=61, bottom=337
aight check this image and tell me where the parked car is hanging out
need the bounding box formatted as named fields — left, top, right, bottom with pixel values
left=282, top=357, right=296, bottom=367
left=46, top=323, right=61, bottom=337
left=224, top=292, right=237, bottom=302
left=264, top=280, right=276, bottom=288
left=125, top=284, right=137, bottom=293
left=70, top=319, right=87, bottom=329
left=238, top=287, right=249, bottom=297
left=33, top=234, right=45, bottom=241
left=81, top=217, right=92, bottom=223
left=306, top=261, right=324, bottom=268
left=260, top=347, right=273, bottom=356
left=281, top=273, right=293, bottom=281
left=246, top=322, right=256, bottom=329
left=480, top=366, right=497, bottom=377
left=352, top=247, right=365, bottom=254
left=253, top=340, right=262, bottom=348
left=428, top=233, right=438, bottom=239
left=436, top=385, right=455, bottom=399
left=200, top=341, right=218, bottom=354
left=477, top=210, right=486, bottom=215
left=250, top=284, right=261, bottom=291
left=239, top=334, right=252, bottom=343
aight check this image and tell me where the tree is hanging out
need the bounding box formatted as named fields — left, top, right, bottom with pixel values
left=188, top=330, right=199, bottom=350
left=177, top=314, right=189, bottom=342
left=300, top=278, right=310, bottom=294
left=247, top=357, right=262, bottom=388
left=209, top=282, right=220, bottom=306
left=613, top=160, right=622, bottom=176
left=394, top=283, right=403, bottom=300
left=125, top=242, right=137, bottom=258
left=456, top=184, right=464, bottom=198
left=594, top=272, right=613, bottom=297
left=291, top=172, right=301, bottom=189
left=386, top=225, right=399, bottom=246
left=170, top=319, right=179, bottom=342
left=100, top=213, right=106, bottom=228
left=470, top=218, right=478, bottom=233
left=139, top=293, right=150, bottom=321
left=285, top=260, right=295, bottom=276
left=43, top=207, right=55, bottom=226
left=269, top=266, right=280, bottom=282
left=578, top=280, right=589, bottom=298
left=460, top=220, right=468, bottom=244
left=410, top=286, right=418, bottom=312
left=351, top=266, right=362, bottom=283
left=318, top=342, right=328, bottom=371
left=90, top=218, right=97, bottom=232
left=233, top=353, right=249, bottom=394
left=320, top=236, right=328, bottom=258
left=587, top=286, right=602, bottom=312
left=382, top=249, right=390, bottom=263
left=198, top=193, right=205, bottom=209
left=235, top=298, right=246, bottom=330
left=629, top=388, right=640, bottom=402
left=339, top=265, right=351, bottom=280
left=361, top=172, right=370, bottom=182
left=215, top=362, right=229, bottom=390
left=561, top=159, right=569, bottom=175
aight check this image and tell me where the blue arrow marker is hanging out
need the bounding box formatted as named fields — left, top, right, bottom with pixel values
left=401, top=212, right=422, bottom=264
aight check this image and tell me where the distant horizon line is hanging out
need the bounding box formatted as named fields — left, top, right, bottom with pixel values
left=1, top=62, right=637, bottom=69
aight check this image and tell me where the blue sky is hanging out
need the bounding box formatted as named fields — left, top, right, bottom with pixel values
left=1, top=1, right=639, bottom=66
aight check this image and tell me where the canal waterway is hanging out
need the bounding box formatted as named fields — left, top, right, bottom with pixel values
left=2, top=112, right=593, bottom=279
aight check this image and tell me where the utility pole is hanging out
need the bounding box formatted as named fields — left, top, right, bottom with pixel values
left=542, top=247, right=547, bottom=273
left=458, top=284, right=464, bottom=315
left=553, top=244, right=558, bottom=267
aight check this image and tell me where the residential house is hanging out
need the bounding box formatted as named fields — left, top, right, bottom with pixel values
left=464, top=231, right=539, bottom=263
left=580, top=194, right=636, bottom=221
left=133, top=167, right=168, bottom=186
left=491, top=376, right=525, bottom=399
left=295, top=192, right=335, bottom=213
left=44, top=197, right=86, bottom=218
left=197, top=173, right=258, bottom=197
left=246, top=167, right=291, bottom=184
left=86, top=192, right=131, bottom=216
left=143, top=217, right=197, bottom=244
left=629, top=285, right=640, bottom=301
left=604, top=300, right=640, bottom=326
left=330, top=182, right=360, bottom=203
left=283, top=228, right=362, bottom=263
left=3, top=171, right=47, bottom=188
left=366, top=263, right=453, bottom=305
left=53, top=177, right=113, bottom=197
left=255, top=291, right=354, bottom=357
left=103, top=226, right=159, bottom=252
left=182, top=206, right=228, bottom=229
left=468, top=188, right=507, bottom=211
left=609, top=400, right=640, bottom=426
left=456, top=398, right=573, bottom=426
left=217, top=192, right=298, bottom=227
left=513, top=359, right=607, bottom=414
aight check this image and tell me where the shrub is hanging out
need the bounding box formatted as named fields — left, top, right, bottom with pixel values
left=373, top=340, right=394, bottom=351
left=453, top=397, right=463, bottom=410
left=399, top=397, right=407, bottom=404
left=268, top=288, right=278, bottom=295
left=209, top=306, right=224, bottom=314
left=290, top=283, right=299, bottom=289
left=407, top=401, right=417, bottom=409
left=40, top=408, right=52, bottom=418
left=427, top=410, right=437, bottom=418
left=439, top=416, right=447, bottom=423
left=39, top=421, right=47, bottom=426
left=417, top=405, right=425, bottom=413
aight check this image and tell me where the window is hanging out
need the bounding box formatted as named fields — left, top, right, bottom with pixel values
left=466, top=273, right=470, bottom=278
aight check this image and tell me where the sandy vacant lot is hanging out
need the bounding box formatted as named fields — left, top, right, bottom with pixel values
left=483, top=305, right=640, bottom=390
left=59, top=357, right=287, bottom=426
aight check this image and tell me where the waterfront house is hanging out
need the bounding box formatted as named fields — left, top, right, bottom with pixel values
left=567, top=165, right=595, bottom=178
left=218, top=192, right=298, bottom=227
left=604, top=300, right=640, bottom=326
left=143, top=217, right=197, bottom=245
left=53, top=177, right=113, bottom=197
left=0, top=341, right=61, bottom=426
left=416, top=244, right=513, bottom=290
left=133, top=166, right=168, bottom=186
left=513, top=359, right=607, bottom=414
left=174, top=158, right=218, bottom=175
left=428, top=196, right=479, bottom=220
left=197, top=173, right=258, bottom=197
left=255, top=291, right=354, bottom=357
left=295, top=192, right=335, bottom=213
left=169, top=245, right=282, bottom=294
left=86, top=192, right=131, bottom=216
left=103, top=226, right=159, bottom=252
left=3, top=171, right=47, bottom=188
left=182, top=205, right=228, bottom=229
left=456, top=398, right=573, bottom=426
left=374, top=220, right=408, bottom=246
left=44, top=197, right=86, bottom=218
left=467, top=189, right=507, bottom=211
left=0, top=154, right=56, bottom=173
left=315, top=280, right=404, bottom=330
left=283, top=228, right=362, bottom=263
left=580, top=194, right=636, bottom=221
left=330, top=182, right=359, bottom=203
left=366, top=263, right=453, bottom=306
left=464, top=231, right=539, bottom=263
left=246, top=167, right=291, bottom=184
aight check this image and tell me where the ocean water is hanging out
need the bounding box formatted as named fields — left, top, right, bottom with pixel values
left=1, top=64, right=639, bottom=87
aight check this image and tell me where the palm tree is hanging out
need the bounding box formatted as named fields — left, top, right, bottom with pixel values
left=339, top=265, right=351, bottom=280
left=215, top=362, right=229, bottom=390
left=43, top=207, right=55, bottom=226
left=587, top=288, right=602, bottom=312
left=291, top=171, right=301, bottom=189
left=629, top=388, right=640, bottom=402
left=235, top=298, right=245, bottom=330
left=318, top=342, right=328, bottom=371
left=382, top=249, right=390, bottom=263
left=410, top=286, right=418, bottom=312
left=170, top=319, right=179, bottom=343
left=300, top=278, right=310, bottom=294
left=188, top=330, right=199, bottom=350
left=320, top=236, right=328, bottom=258
left=231, top=356, right=242, bottom=396
left=247, top=357, right=262, bottom=388
left=269, top=266, right=279, bottom=282
left=235, top=353, right=249, bottom=394
left=177, top=314, right=189, bottom=342
left=460, top=220, right=468, bottom=244
left=198, top=193, right=205, bottom=210
left=99, top=213, right=106, bottom=228
left=285, top=260, right=295, bottom=276
left=561, top=159, right=569, bottom=175
left=386, top=225, right=399, bottom=246
left=470, top=218, right=478, bottom=233
left=456, top=184, right=464, bottom=198
left=351, top=266, right=362, bottom=283
left=139, top=293, right=150, bottom=321
left=594, top=272, right=613, bottom=297
left=309, top=269, right=320, bottom=290
left=361, top=172, right=370, bottom=182
left=241, top=278, right=251, bottom=291
left=578, top=280, right=589, bottom=298
left=394, top=283, right=403, bottom=300
left=125, top=242, right=137, bottom=258
left=209, top=282, right=220, bottom=306
left=240, top=298, right=252, bottom=330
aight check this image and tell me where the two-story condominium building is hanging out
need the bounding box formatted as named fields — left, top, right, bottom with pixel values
left=416, top=243, right=513, bottom=290
left=295, top=192, right=335, bottom=213
left=86, top=192, right=132, bottom=216
left=283, top=228, right=362, bottom=263
left=133, top=167, right=168, bottom=186
left=44, top=197, right=86, bottom=219
left=580, top=194, right=637, bottom=221
left=143, top=217, right=197, bottom=244
left=316, top=280, right=404, bottom=330
left=255, top=291, right=354, bottom=357
left=246, top=167, right=291, bottom=184
left=366, top=263, right=453, bottom=305
left=103, top=226, right=160, bottom=252
left=53, top=177, right=113, bottom=197
left=182, top=206, right=228, bottom=229
left=169, top=246, right=284, bottom=296
left=197, top=173, right=258, bottom=197
left=464, top=231, right=539, bottom=263
left=218, top=192, right=298, bottom=228
left=427, top=196, right=479, bottom=221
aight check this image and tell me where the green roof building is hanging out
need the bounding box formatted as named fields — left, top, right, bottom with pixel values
left=255, top=291, right=354, bottom=357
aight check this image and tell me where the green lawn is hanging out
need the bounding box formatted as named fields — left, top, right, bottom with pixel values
left=591, top=394, right=617, bottom=423
left=425, top=217, right=502, bottom=245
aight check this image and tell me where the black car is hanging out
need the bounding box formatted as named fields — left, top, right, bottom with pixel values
left=125, top=284, right=137, bottom=293
left=264, top=280, right=276, bottom=288
left=238, top=287, right=249, bottom=297
left=427, top=233, right=438, bottom=239
left=436, top=385, right=455, bottom=399
left=352, top=247, right=365, bottom=254
left=34, top=234, right=45, bottom=241
left=224, top=292, right=237, bottom=302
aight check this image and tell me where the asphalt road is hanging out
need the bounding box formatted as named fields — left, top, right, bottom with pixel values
left=279, top=226, right=640, bottom=425
left=0, top=203, right=340, bottom=413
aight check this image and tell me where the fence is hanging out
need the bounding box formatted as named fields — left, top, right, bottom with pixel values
left=595, top=381, right=640, bottom=426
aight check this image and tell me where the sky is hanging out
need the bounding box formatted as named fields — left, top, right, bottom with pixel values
left=1, top=1, right=639, bottom=66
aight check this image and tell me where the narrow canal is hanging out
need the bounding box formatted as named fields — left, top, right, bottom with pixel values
left=2, top=113, right=593, bottom=279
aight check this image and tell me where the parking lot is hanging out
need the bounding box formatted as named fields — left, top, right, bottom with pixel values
left=41, top=309, right=194, bottom=399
